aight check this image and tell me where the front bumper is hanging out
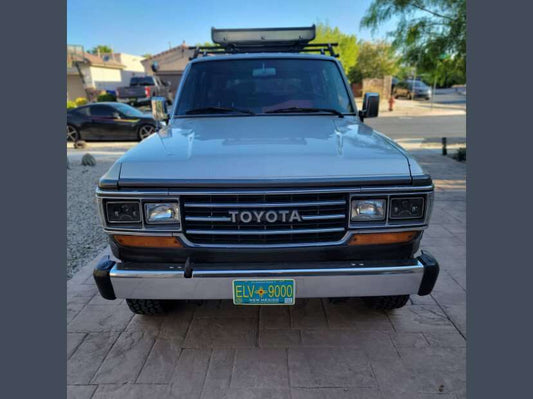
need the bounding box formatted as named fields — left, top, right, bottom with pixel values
left=94, top=252, right=439, bottom=300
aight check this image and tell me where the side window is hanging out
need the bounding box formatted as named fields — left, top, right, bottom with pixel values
left=75, top=106, right=90, bottom=116
left=89, top=105, right=114, bottom=117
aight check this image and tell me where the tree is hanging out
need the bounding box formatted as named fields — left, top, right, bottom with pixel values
left=349, top=41, right=400, bottom=82
left=88, top=45, right=113, bottom=55
left=141, top=53, right=153, bottom=59
left=360, top=0, right=466, bottom=84
left=312, top=23, right=359, bottom=76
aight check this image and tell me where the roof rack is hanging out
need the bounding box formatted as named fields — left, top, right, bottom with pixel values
left=189, top=25, right=339, bottom=60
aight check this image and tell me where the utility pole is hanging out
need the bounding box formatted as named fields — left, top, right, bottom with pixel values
left=431, top=74, right=437, bottom=110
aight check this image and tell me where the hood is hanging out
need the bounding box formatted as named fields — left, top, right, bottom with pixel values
left=116, top=116, right=413, bottom=187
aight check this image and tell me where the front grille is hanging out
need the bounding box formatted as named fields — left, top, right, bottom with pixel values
left=182, top=193, right=348, bottom=245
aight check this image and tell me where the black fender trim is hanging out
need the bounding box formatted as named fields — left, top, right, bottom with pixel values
left=417, top=250, right=439, bottom=296
left=93, top=255, right=117, bottom=300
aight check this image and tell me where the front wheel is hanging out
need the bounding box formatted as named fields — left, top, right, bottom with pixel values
left=126, top=299, right=167, bottom=315
left=138, top=124, right=156, bottom=141
left=363, top=295, right=409, bottom=310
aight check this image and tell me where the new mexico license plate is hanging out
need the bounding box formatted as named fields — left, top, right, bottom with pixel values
left=232, top=279, right=295, bottom=305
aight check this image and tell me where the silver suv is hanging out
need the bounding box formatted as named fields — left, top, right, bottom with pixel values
left=93, top=26, right=439, bottom=315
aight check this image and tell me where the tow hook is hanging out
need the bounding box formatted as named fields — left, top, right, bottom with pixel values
left=184, top=257, right=193, bottom=278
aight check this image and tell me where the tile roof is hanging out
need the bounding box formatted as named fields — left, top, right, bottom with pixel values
left=68, top=51, right=125, bottom=69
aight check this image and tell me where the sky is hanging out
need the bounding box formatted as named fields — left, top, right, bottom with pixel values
left=67, top=0, right=398, bottom=56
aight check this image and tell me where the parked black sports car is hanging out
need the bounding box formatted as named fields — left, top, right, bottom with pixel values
left=67, top=102, right=157, bottom=142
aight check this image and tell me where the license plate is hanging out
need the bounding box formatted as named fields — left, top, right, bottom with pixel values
left=232, top=279, right=295, bottom=305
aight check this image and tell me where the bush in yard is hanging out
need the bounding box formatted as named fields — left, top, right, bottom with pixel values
left=454, top=147, right=466, bottom=162
left=75, top=97, right=88, bottom=107
left=67, top=100, right=76, bottom=109
left=97, top=92, right=116, bottom=102
left=81, top=153, right=96, bottom=166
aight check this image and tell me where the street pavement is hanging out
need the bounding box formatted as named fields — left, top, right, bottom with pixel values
left=366, top=115, right=466, bottom=140
left=67, top=150, right=466, bottom=399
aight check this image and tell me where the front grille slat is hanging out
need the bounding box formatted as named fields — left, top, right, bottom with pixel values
left=183, top=200, right=346, bottom=208
left=182, top=192, right=348, bottom=245
left=187, top=227, right=346, bottom=236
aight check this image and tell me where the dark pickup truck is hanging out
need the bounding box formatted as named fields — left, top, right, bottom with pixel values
left=116, top=76, right=174, bottom=106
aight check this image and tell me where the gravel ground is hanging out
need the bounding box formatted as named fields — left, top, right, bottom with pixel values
left=67, top=158, right=115, bottom=279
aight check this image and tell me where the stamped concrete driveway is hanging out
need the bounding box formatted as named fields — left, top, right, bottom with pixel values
left=67, top=150, right=466, bottom=399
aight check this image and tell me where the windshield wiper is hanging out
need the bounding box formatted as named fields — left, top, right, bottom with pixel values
left=265, top=107, right=344, bottom=118
left=184, top=106, right=255, bottom=115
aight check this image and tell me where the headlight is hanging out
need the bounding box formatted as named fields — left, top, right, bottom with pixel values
left=145, top=202, right=180, bottom=224
left=390, top=197, right=424, bottom=219
left=106, top=201, right=141, bottom=224
left=351, top=199, right=386, bottom=221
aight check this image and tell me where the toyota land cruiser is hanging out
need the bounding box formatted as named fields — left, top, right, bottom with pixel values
left=93, top=26, right=439, bottom=315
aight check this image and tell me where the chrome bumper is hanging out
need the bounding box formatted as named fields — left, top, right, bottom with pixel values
left=97, top=254, right=438, bottom=300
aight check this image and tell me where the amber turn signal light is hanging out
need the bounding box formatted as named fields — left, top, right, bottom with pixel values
left=348, top=231, right=418, bottom=246
left=113, top=235, right=183, bottom=248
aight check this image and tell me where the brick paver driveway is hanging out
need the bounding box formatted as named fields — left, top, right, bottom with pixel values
left=67, top=150, right=466, bottom=399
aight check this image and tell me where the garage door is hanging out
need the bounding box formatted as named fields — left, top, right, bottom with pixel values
left=155, top=72, right=183, bottom=97
left=67, top=75, right=86, bottom=101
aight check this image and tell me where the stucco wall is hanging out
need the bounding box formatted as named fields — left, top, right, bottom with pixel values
left=115, top=53, right=145, bottom=72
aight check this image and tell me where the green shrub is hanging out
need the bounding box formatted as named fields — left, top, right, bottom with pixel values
left=75, top=97, right=88, bottom=107
left=67, top=100, right=76, bottom=109
left=454, top=147, right=466, bottom=162
left=97, top=92, right=116, bottom=102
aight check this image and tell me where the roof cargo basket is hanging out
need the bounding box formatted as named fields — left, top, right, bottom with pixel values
left=189, top=25, right=339, bottom=60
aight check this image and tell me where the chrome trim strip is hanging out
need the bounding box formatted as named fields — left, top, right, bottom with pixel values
left=109, top=261, right=425, bottom=299
left=183, top=200, right=346, bottom=208
left=111, top=264, right=421, bottom=279
left=301, top=214, right=345, bottom=221
left=185, top=216, right=232, bottom=222
left=186, top=227, right=346, bottom=236
left=96, top=185, right=434, bottom=197
left=185, top=214, right=345, bottom=222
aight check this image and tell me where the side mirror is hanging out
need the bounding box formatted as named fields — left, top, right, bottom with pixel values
left=359, top=92, right=380, bottom=122
left=151, top=97, right=168, bottom=123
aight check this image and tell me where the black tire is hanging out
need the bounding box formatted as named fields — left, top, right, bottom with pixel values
left=126, top=299, right=167, bottom=315
left=67, top=124, right=79, bottom=142
left=363, top=295, right=409, bottom=310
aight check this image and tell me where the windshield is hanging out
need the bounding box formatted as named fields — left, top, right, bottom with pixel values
left=112, top=103, right=145, bottom=117
left=176, top=58, right=355, bottom=116
left=130, top=77, right=155, bottom=86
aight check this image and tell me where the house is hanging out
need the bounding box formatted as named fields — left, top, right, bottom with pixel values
left=141, top=42, right=194, bottom=92
left=67, top=46, right=147, bottom=101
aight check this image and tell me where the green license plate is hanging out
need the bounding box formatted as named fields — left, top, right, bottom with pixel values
left=232, top=279, right=295, bottom=305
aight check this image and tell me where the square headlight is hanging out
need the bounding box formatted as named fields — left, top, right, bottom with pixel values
left=106, top=201, right=141, bottom=224
left=351, top=199, right=386, bottom=221
left=390, top=197, right=424, bottom=219
left=145, top=202, right=180, bottom=224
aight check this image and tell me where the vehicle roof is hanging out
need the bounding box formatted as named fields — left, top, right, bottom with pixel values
left=189, top=52, right=339, bottom=64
